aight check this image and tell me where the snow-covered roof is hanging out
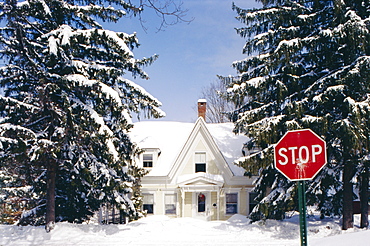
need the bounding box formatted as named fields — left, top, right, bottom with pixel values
left=129, top=119, right=248, bottom=176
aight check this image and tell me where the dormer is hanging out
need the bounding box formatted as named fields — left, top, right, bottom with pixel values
left=140, top=148, right=161, bottom=169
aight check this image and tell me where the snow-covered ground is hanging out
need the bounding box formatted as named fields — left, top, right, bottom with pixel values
left=0, top=213, right=368, bottom=246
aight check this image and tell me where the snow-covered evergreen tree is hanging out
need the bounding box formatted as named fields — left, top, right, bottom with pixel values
left=0, top=170, right=32, bottom=224
left=224, top=0, right=370, bottom=229
left=0, top=0, right=167, bottom=230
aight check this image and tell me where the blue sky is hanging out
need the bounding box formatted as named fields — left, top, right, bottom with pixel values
left=111, top=1, right=260, bottom=122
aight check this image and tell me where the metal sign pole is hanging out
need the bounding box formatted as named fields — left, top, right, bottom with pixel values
left=298, top=180, right=308, bottom=246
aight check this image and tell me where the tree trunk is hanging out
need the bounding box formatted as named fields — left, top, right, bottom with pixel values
left=112, top=205, right=115, bottom=224
left=45, top=160, right=57, bottom=232
left=342, top=159, right=354, bottom=230
left=360, top=165, right=369, bottom=229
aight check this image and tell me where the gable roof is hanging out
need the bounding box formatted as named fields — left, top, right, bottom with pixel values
left=129, top=118, right=248, bottom=177
left=177, top=173, right=224, bottom=186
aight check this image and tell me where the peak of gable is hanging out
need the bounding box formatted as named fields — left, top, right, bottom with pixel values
left=129, top=120, right=248, bottom=177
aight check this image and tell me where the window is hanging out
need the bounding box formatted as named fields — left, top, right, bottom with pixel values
left=143, top=194, right=154, bottom=214
left=143, top=154, right=153, bottom=168
left=165, top=194, right=176, bottom=215
left=226, top=193, right=238, bottom=214
left=249, top=192, right=258, bottom=214
left=198, top=193, right=206, bottom=213
left=195, top=152, right=206, bottom=173
left=196, top=163, right=206, bottom=172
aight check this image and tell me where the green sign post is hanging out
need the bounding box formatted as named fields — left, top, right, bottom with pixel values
left=298, top=181, right=308, bottom=246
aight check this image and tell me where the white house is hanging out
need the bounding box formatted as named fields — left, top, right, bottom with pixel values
left=129, top=100, right=256, bottom=221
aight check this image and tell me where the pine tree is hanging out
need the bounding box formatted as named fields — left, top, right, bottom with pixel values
left=224, top=0, right=370, bottom=230
left=0, top=0, right=171, bottom=231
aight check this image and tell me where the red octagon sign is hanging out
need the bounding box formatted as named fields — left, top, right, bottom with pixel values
left=274, top=129, right=327, bottom=181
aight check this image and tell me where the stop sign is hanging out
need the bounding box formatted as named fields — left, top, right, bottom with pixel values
left=274, top=129, right=327, bottom=181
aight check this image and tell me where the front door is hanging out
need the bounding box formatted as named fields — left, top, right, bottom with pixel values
left=193, top=192, right=210, bottom=220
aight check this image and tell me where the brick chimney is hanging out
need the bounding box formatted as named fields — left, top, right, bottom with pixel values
left=198, top=99, right=207, bottom=121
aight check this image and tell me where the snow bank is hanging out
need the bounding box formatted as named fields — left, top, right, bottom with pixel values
left=226, top=214, right=250, bottom=223
left=0, top=214, right=368, bottom=245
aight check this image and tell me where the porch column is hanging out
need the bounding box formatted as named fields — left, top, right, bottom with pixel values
left=217, top=188, right=220, bottom=220
left=181, top=188, right=185, bottom=218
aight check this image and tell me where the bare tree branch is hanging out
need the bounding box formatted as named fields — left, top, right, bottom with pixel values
left=131, top=0, right=193, bottom=32
left=199, top=79, right=235, bottom=123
